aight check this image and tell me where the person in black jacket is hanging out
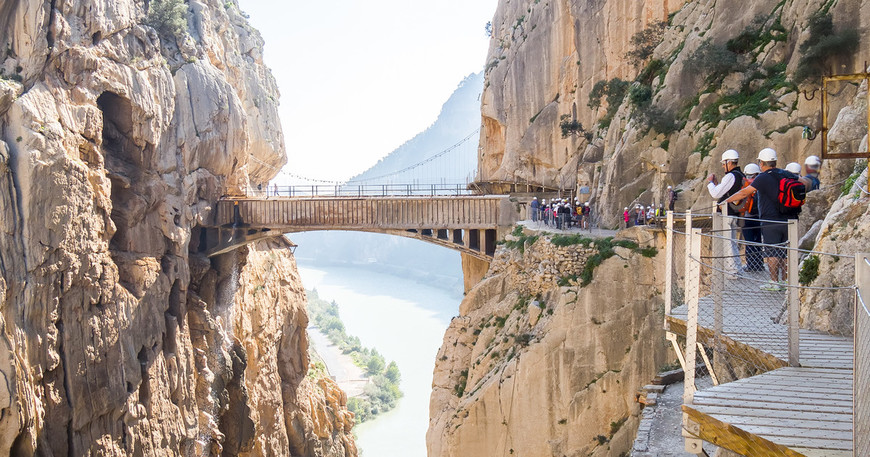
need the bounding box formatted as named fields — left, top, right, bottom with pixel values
left=724, top=148, right=789, bottom=291
left=706, top=149, right=746, bottom=275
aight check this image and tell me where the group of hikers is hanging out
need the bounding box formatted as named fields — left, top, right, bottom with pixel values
left=707, top=147, right=821, bottom=291
left=529, top=198, right=593, bottom=230
left=623, top=204, right=668, bottom=227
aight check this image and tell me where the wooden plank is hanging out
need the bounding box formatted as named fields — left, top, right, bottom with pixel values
left=690, top=404, right=852, bottom=423
left=703, top=414, right=853, bottom=432
left=698, top=385, right=853, bottom=402
left=789, top=447, right=851, bottom=457
left=693, top=390, right=853, bottom=407
left=683, top=405, right=807, bottom=457
left=691, top=397, right=852, bottom=414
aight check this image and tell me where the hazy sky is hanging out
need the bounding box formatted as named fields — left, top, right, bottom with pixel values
left=240, top=0, right=498, bottom=183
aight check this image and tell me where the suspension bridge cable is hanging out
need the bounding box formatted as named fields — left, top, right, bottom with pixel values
left=248, top=128, right=480, bottom=185
left=346, top=128, right=480, bottom=183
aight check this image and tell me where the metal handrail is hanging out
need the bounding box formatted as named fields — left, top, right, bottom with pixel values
left=238, top=183, right=479, bottom=198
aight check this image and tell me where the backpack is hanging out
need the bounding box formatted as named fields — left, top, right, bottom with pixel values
left=728, top=178, right=755, bottom=215
left=774, top=170, right=806, bottom=215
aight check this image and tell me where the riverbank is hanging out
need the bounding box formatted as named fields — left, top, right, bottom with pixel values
left=308, top=327, right=368, bottom=397
left=297, top=264, right=461, bottom=457
left=306, top=289, right=403, bottom=423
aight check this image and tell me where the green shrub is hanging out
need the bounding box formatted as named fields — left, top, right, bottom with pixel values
left=454, top=369, right=469, bottom=397
left=799, top=255, right=820, bottom=286
left=550, top=234, right=593, bottom=247
left=637, top=59, right=667, bottom=85
left=559, top=115, right=592, bottom=140
left=685, top=39, right=741, bottom=84
left=628, top=84, right=653, bottom=108
left=795, top=13, right=859, bottom=84
left=625, top=21, right=667, bottom=68
left=727, top=16, right=788, bottom=55
left=146, top=0, right=188, bottom=38
left=610, top=416, right=628, bottom=436
left=636, top=105, right=679, bottom=135
left=588, top=78, right=629, bottom=130
left=557, top=275, right=578, bottom=287
left=693, top=131, right=715, bottom=158
left=699, top=63, right=794, bottom=126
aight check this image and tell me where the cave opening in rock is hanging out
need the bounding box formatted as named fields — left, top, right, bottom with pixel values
left=97, top=91, right=138, bottom=167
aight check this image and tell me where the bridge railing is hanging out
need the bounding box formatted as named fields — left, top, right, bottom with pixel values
left=240, top=184, right=478, bottom=198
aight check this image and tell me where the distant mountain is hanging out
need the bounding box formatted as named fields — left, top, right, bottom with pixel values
left=290, top=73, right=485, bottom=284
left=347, top=72, right=483, bottom=185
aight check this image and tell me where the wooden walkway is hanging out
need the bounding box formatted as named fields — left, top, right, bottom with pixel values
left=668, top=277, right=853, bottom=370
left=683, top=368, right=853, bottom=457
left=667, top=274, right=854, bottom=456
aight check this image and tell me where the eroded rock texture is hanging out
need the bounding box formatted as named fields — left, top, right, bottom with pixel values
left=427, top=229, right=669, bottom=457
left=0, top=1, right=353, bottom=455
left=478, top=0, right=870, bottom=225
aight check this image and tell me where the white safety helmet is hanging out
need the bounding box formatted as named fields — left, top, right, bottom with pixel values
left=585, top=202, right=589, bottom=206
left=757, top=147, right=777, bottom=162
left=744, top=163, right=761, bottom=175
left=624, top=207, right=629, bottom=210
left=785, top=162, right=802, bottom=174
left=721, top=149, right=739, bottom=162
left=805, top=155, right=822, bottom=167
left=533, top=197, right=537, bottom=200
left=667, top=185, right=672, bottom=189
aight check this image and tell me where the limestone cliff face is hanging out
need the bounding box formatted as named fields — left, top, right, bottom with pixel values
left=427, top=229, right=669, bottom=457
left=0, top=1, right=353, bottom=455
left=479, top=0, right=870, bottom=224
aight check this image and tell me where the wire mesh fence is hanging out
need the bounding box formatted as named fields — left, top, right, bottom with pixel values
left=856, top=255, right=870, bottom=457
left=664, top=211, right=860, bottom=456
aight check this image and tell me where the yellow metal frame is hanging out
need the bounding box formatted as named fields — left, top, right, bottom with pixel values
left=822, top=73, right=870, bottom=159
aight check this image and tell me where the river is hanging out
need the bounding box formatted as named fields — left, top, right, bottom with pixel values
left=297, top=263, right=462, bottom=457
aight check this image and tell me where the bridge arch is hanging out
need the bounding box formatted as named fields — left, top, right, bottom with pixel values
left=202, top=196, right=519, bottom=261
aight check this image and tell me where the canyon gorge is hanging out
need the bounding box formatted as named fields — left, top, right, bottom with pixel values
left=1, top=0, right=869, bottom=456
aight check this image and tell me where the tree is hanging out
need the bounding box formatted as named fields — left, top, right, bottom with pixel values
left=146, top=0, right=188, bottom=39
left=366, top=356, right=385, bottom=375
left=795, top=13, right=859, bottom=83
left=385, top=361, right=401, bottom=384
left=625, top=21, right=667, bottom=68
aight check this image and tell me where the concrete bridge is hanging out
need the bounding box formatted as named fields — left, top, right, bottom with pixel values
left=202, top=195, right=519, bottom=261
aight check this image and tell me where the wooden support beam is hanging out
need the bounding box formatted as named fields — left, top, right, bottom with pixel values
left=683, top=405, right=809, bottom=457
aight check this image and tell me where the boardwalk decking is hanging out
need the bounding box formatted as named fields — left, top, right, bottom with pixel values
left=667, top=276, right=853, bottom=369
left=667, top=274, right=854, bottom=456
left=683, top=368, right=853, bottom=457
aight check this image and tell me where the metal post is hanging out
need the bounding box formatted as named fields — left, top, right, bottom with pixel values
left=684, top=210, right=693, bottom=296
left=787, top=219, right=800, bottom=367
left=664, top=211, right=675, bottom=329
left=712, top=211, right=725, bottom=374
left=684, top=227, right=702, bottom=405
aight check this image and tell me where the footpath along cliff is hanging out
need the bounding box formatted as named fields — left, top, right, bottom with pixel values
left=477, top=0, right=870, bottom=225
left=0, top=0, right=354, bottom=455
left=430, top=0, right=870, bottom=456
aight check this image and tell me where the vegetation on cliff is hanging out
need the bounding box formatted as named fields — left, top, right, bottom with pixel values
left=306, top=289, right=403, bottom=423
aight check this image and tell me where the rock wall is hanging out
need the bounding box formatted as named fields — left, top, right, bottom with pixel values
left=479, top=0, right=870, bottom=225
left=428, top=229, right=669, bottom=457
left=0, top=0, right=353, bottom=455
